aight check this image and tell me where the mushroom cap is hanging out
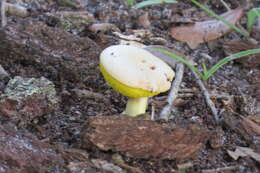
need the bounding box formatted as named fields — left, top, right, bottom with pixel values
left=100, top=45, right=175, bottom=98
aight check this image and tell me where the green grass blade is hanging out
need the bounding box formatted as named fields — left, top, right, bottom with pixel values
left=202, top=63, right=208, bottom=75
left=247, top=8, right=260, bottom=32
left=189, top=0, right=249, bottom=37
left=204, top=49, right=260, bottom=80
left=124, top=0, right=135, bottom=6
left=133, top=0, right=177, bottom=9
left=150, top=48, right=204, bottom=78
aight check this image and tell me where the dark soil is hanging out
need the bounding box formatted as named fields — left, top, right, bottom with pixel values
left=0, top=0, right=259, bottom=173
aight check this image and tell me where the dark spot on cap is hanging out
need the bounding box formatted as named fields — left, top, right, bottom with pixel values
left=111, top=52, right=114, bottom=55
left=150, top=66, right=156, bottom=70
left=141, top=60, right=146, bottom=63
left=164, top=73, right=171, bottom=81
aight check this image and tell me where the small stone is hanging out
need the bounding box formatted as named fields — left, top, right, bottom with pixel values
left=0, top=76, right=58, bottom=125
left=45, top=11, right=95, bottom=34
left=0, top=123, right=64, bottom=173
left=0, top=65, right=9, bottom=81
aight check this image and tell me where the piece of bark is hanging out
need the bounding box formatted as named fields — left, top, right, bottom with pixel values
left=209, top=126, right=224, bottom=149
left=0, top=123, right=64, bottom=173
left=241, top=116, right=260, bottom=136
left=138, top=12, right=151, bottom=28
left=170, top=8, right=243, bottom=49
left=0, top=18, right=101, bottom=85
left=227, top=147, right=260, bottom=162
left=81, top=116, right=211, bottom=160
left=88, top=23, right=120, bottom=33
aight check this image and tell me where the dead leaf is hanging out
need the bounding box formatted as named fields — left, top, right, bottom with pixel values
left=224, top=40, right=260, bottom=68
left=227, top=147, right=260, bottom=162
left=81, top=116, right=211, bottom=160
left=241, top=116, right=260, bottom=136
left=88, top=23, right=120, bottom=33
left=170, top=8, right=243, bottom=49
left=138, top=12, right=151, bottom=28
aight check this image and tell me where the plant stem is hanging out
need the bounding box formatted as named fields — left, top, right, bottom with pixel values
left=1, top=0, right=7, bottom=27
left=190, top=68, right=219, bottom=124
left=125, top=97, right=148, bottom=117
left=160, top=63, right=184, bottom=120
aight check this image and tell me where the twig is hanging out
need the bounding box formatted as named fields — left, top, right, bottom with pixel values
left=151, top=103, right=155, bottom=121
left=5, top=3, right=29, bottom=17
left=220, top=0, right=231, bottom=11
left=178, top=93, right=194, bottom=98
left=190, top=69, right=219, bottom=124
left=159, top=63, right=184, bottom=120
left=200, top=53, right=213, bottom=60
left=179, top=88, right=196, bottom=93
left=202, top=166, right=238, bottom=173
left=1, top=0, right=7, bottom=27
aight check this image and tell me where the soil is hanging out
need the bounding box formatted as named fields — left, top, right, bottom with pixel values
left=0, top=0, right=259, bottom=173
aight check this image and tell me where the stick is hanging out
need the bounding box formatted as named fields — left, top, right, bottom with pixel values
left=220, top=0, right=231, bottom=11
left=5, top=3, right=29, bottom=17
left=1, top=0, right=7, bottom=27
left=202, top=166, right=238, bottom=173
left=159, top=63, right=184, bottom=120
left=190, top=69, right=219, bottom=124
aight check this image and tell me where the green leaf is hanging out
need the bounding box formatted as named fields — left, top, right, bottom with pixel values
left=204, top=49, right=260, bottom=80
left=150, top=48, right=260, bottom=81
left=124, top=0, right=135, bottom=6
left=133, top=0, right=177, bottom=9
left=150, top=48, right=204, bottom=79
left=202, top=63, right=208, bottom=76
left=247, top=8, right=260, bottom=32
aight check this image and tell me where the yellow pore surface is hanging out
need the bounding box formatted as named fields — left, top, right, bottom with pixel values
left=99, top=63, right=160, bottom=98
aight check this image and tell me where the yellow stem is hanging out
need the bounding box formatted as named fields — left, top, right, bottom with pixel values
left=124, top=97, right=148, bottom=117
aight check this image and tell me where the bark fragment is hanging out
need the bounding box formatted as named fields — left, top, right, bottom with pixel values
left=81, top=116, right=211, bottom=160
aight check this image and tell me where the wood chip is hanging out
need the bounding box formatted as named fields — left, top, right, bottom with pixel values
left=138, top=12, right=150, bottom=28
left=81, top=116, right=211, bottom=160
left=227, top=146, right=260, bottom=162
left=88, top=23, right=120, bottom=33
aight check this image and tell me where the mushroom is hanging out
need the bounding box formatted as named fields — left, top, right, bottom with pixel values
left=99, top=45, right=175, bottom=117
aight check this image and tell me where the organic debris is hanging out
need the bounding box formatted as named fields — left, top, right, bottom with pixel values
left=0, top=76, right=58, bottom=125
left=88, top=23, right=120, bottom=33
left=0, top=123, right=64, bottom=172
left=227, top=147, right=260, bottom=162
left=0, top=0, right=259, bottom=172
left=81, top=116, right=211, bottom=160
left=223, top=114, right=260, bottom=146
left=224, top=40, right=260, bottom=68
left=170, top=8, right=243, bottom=49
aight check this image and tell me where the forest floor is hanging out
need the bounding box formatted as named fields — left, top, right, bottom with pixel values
left=0, top=0, right=259, bottom=173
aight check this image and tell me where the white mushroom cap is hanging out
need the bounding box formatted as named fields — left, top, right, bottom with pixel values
left=100, top=45, right=175, bottom=93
